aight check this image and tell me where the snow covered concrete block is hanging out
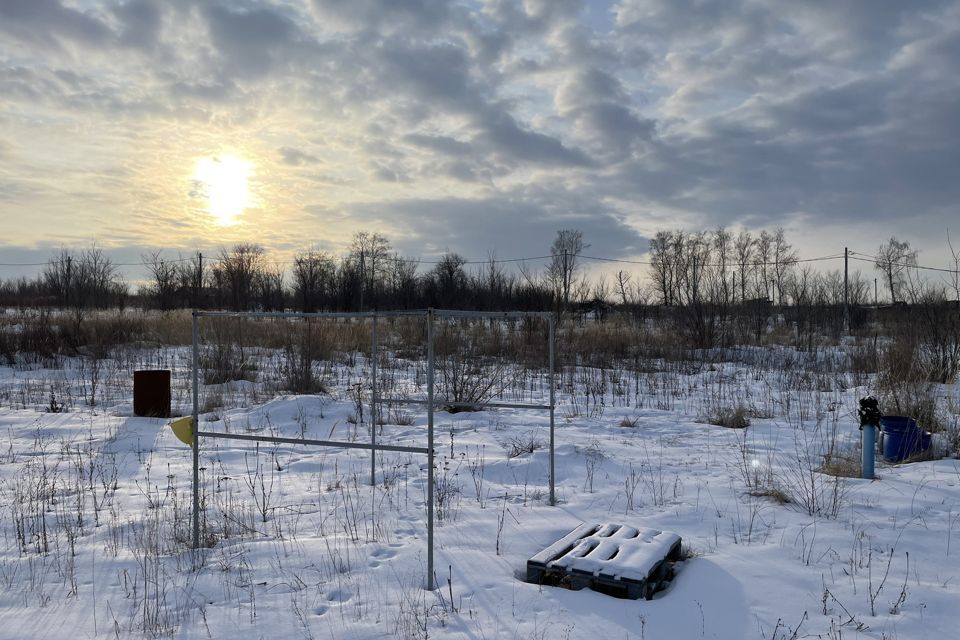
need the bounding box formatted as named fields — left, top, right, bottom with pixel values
left=527, top=522, right=682, bottom=600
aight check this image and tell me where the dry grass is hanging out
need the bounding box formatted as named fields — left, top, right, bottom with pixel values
left=748, top=486, right=792, bottom=504
left=819, top=452, right=863, bottom=479
left=700, top=405, right=751, bottom=429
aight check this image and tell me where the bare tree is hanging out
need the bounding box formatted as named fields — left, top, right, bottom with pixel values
left=40, top=245, right=123, bottom=347
left=217, top=244, right=265, bottom=311
left=430, top=252, right=468, bottom=305
left=41, top=248, right=76, bottom=309
left=257, top=265, right=285, bottom=311
left=682, top=232, right=711, bottom=306
left=946, top=231, right=960, bottom=306
left=649, top=231, right=675, bottom=305
left=389, top=256, right=419, bottom=308
left=615, top=270, right=632, bottom=306
left=144, top=251, right=178, bottom=310
left=713, top=226, right=733, bottom=305
left=547, top=229, right=586, bottom=310
left=592, top=275, right=610, bottom=304
left=772, top=228, right=798, bottom=305
left=734, top=230, right=754, bottom=302
left=755, top=230, right=773, bottom=300
left=350, top=232, right=391, bottom=310
left=874, top=237, right=918, bottom=304
left=292, top=250, right=335, bottom=312
left=480, top=253, right=509, bottom=308
left=177, top=252, right=206, bottom=308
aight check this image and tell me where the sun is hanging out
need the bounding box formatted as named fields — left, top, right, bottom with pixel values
left=193, top=155, right=253, bottom=225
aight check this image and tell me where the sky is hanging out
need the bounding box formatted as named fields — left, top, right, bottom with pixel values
left=1, top=0, right=959, bottom=282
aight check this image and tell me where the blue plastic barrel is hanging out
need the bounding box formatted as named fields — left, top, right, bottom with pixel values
left=880, top=416, right=924, bottom=462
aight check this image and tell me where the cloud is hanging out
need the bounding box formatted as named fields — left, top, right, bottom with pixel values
left=309, top=0, right=451, bottom=34
left=555, top=67, right=655, bottom=159
left=1, top=0, right=959, bottom=274
left=0, top=0, right=113, bottom=47
left=474, top=109, right=593, bottom=167
left=402, top=133, right=472, bottom=157
left=343, top=194, right=648, bottom=260
left=113, top=0, right=164, bottom=49
left=279, top=146, right=320, bottom=166
left=201, top=3, right=306, bottom=78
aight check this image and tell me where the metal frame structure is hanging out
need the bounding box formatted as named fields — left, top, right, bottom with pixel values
left=190, top=308, right=556, bottom=590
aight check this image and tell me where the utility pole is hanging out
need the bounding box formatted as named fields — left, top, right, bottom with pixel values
left=359, top=249, right=365, bottom=313
left=562, top=249, right=569, bottom=311
left=65, top=254, right=72, bottom=309
left=874, top=278, right=878, bottom=306
left=197, top=252, right=203, bottom=309
left=843, top=247, right=849, bottom=333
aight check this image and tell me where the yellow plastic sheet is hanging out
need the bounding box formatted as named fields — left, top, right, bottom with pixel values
left=168, top=416, right=194, bottom=447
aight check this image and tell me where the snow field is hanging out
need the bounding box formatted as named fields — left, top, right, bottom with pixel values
left=0, top=339, right=958, bottom=639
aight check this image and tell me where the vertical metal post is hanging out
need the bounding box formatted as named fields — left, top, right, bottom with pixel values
left=844, top=247, right=849, bottom=333
left=191, top=312, right=200, bottom=551
left=548, top=315, right=556, bottom=506
left=426, top=309, right=435, bottom=590
left=862, top=424, right=876, bottom=480
left=370, top=315, right=378, bottom=487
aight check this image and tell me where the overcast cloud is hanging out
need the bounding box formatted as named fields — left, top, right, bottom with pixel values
left=1, top=0, right=959, bottom=280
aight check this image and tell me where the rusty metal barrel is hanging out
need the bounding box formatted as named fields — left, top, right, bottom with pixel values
left=133, top=370, right=171, bottom=418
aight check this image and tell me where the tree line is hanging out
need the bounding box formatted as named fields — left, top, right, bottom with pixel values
left=0, top=229, right=953, bottom=319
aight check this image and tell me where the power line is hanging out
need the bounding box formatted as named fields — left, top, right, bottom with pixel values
left=578, top=253, right=845, bottom=268
left=2, top=247, right=957, bottom=276
left=0, top=256, right=196, bottom=268
left=260, top=254, right=556, bottom=268
left=848, top=251, right=959, bottom=275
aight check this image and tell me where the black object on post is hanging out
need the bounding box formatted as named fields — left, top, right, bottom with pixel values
left=858, top=396, right=882, bottom=429
left=134, top=370, right=171, bottom=418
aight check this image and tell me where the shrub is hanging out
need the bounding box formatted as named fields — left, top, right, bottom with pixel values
left=700, top=405, right=751, bottom=429
left=819, top=452, right=862, bottom=479
left=201, top=343, right=256, bottom=385
left=506, top=433, right=544, bottom=458
left=875, top=334, right=949, bottom=433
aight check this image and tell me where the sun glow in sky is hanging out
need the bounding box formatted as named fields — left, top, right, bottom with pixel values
left=193, top=155, right=253, bottom=226
left=1, top=0, right=959, bottom=278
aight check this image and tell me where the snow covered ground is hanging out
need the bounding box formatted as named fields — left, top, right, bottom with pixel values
left=0, top=338, right=958, bottom=640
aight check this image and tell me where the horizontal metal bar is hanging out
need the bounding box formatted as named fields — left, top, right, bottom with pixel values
left=431, top=309, right=552, bottom=319
left=193, top=309, right=551, bottom=320
left=196, top=430, right=429, bottom=454
left=376, top=397, right=552, bottom=411
left=195, top=311, right=377, bottom=319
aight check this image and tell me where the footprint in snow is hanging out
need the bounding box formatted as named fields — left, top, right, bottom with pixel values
left=327, top=589, right=353, bottom=603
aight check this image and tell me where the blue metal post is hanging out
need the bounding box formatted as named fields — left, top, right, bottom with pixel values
left=862, top=424, right=876, bottom=479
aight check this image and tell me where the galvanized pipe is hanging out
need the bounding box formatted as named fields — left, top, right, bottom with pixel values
left=375, top=397, right=552, bottom=411
left=189, top=306, right=556, bottom=592
left=195, top=310, right=379, bottom=319
left=194, top=309, right=552, bottom=320
left=191, top=312, right=200, bottom=551
left=862, top=425, right=876, bottom=479
left=426, top=308, right=435, bottom=590
left=195, top=430, right=428, bottom=454
left=548, top=315, right=556, bottom=506
left=370, top=315, right=378, bottom=486
left=429, top=309, right=552, bottom=319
